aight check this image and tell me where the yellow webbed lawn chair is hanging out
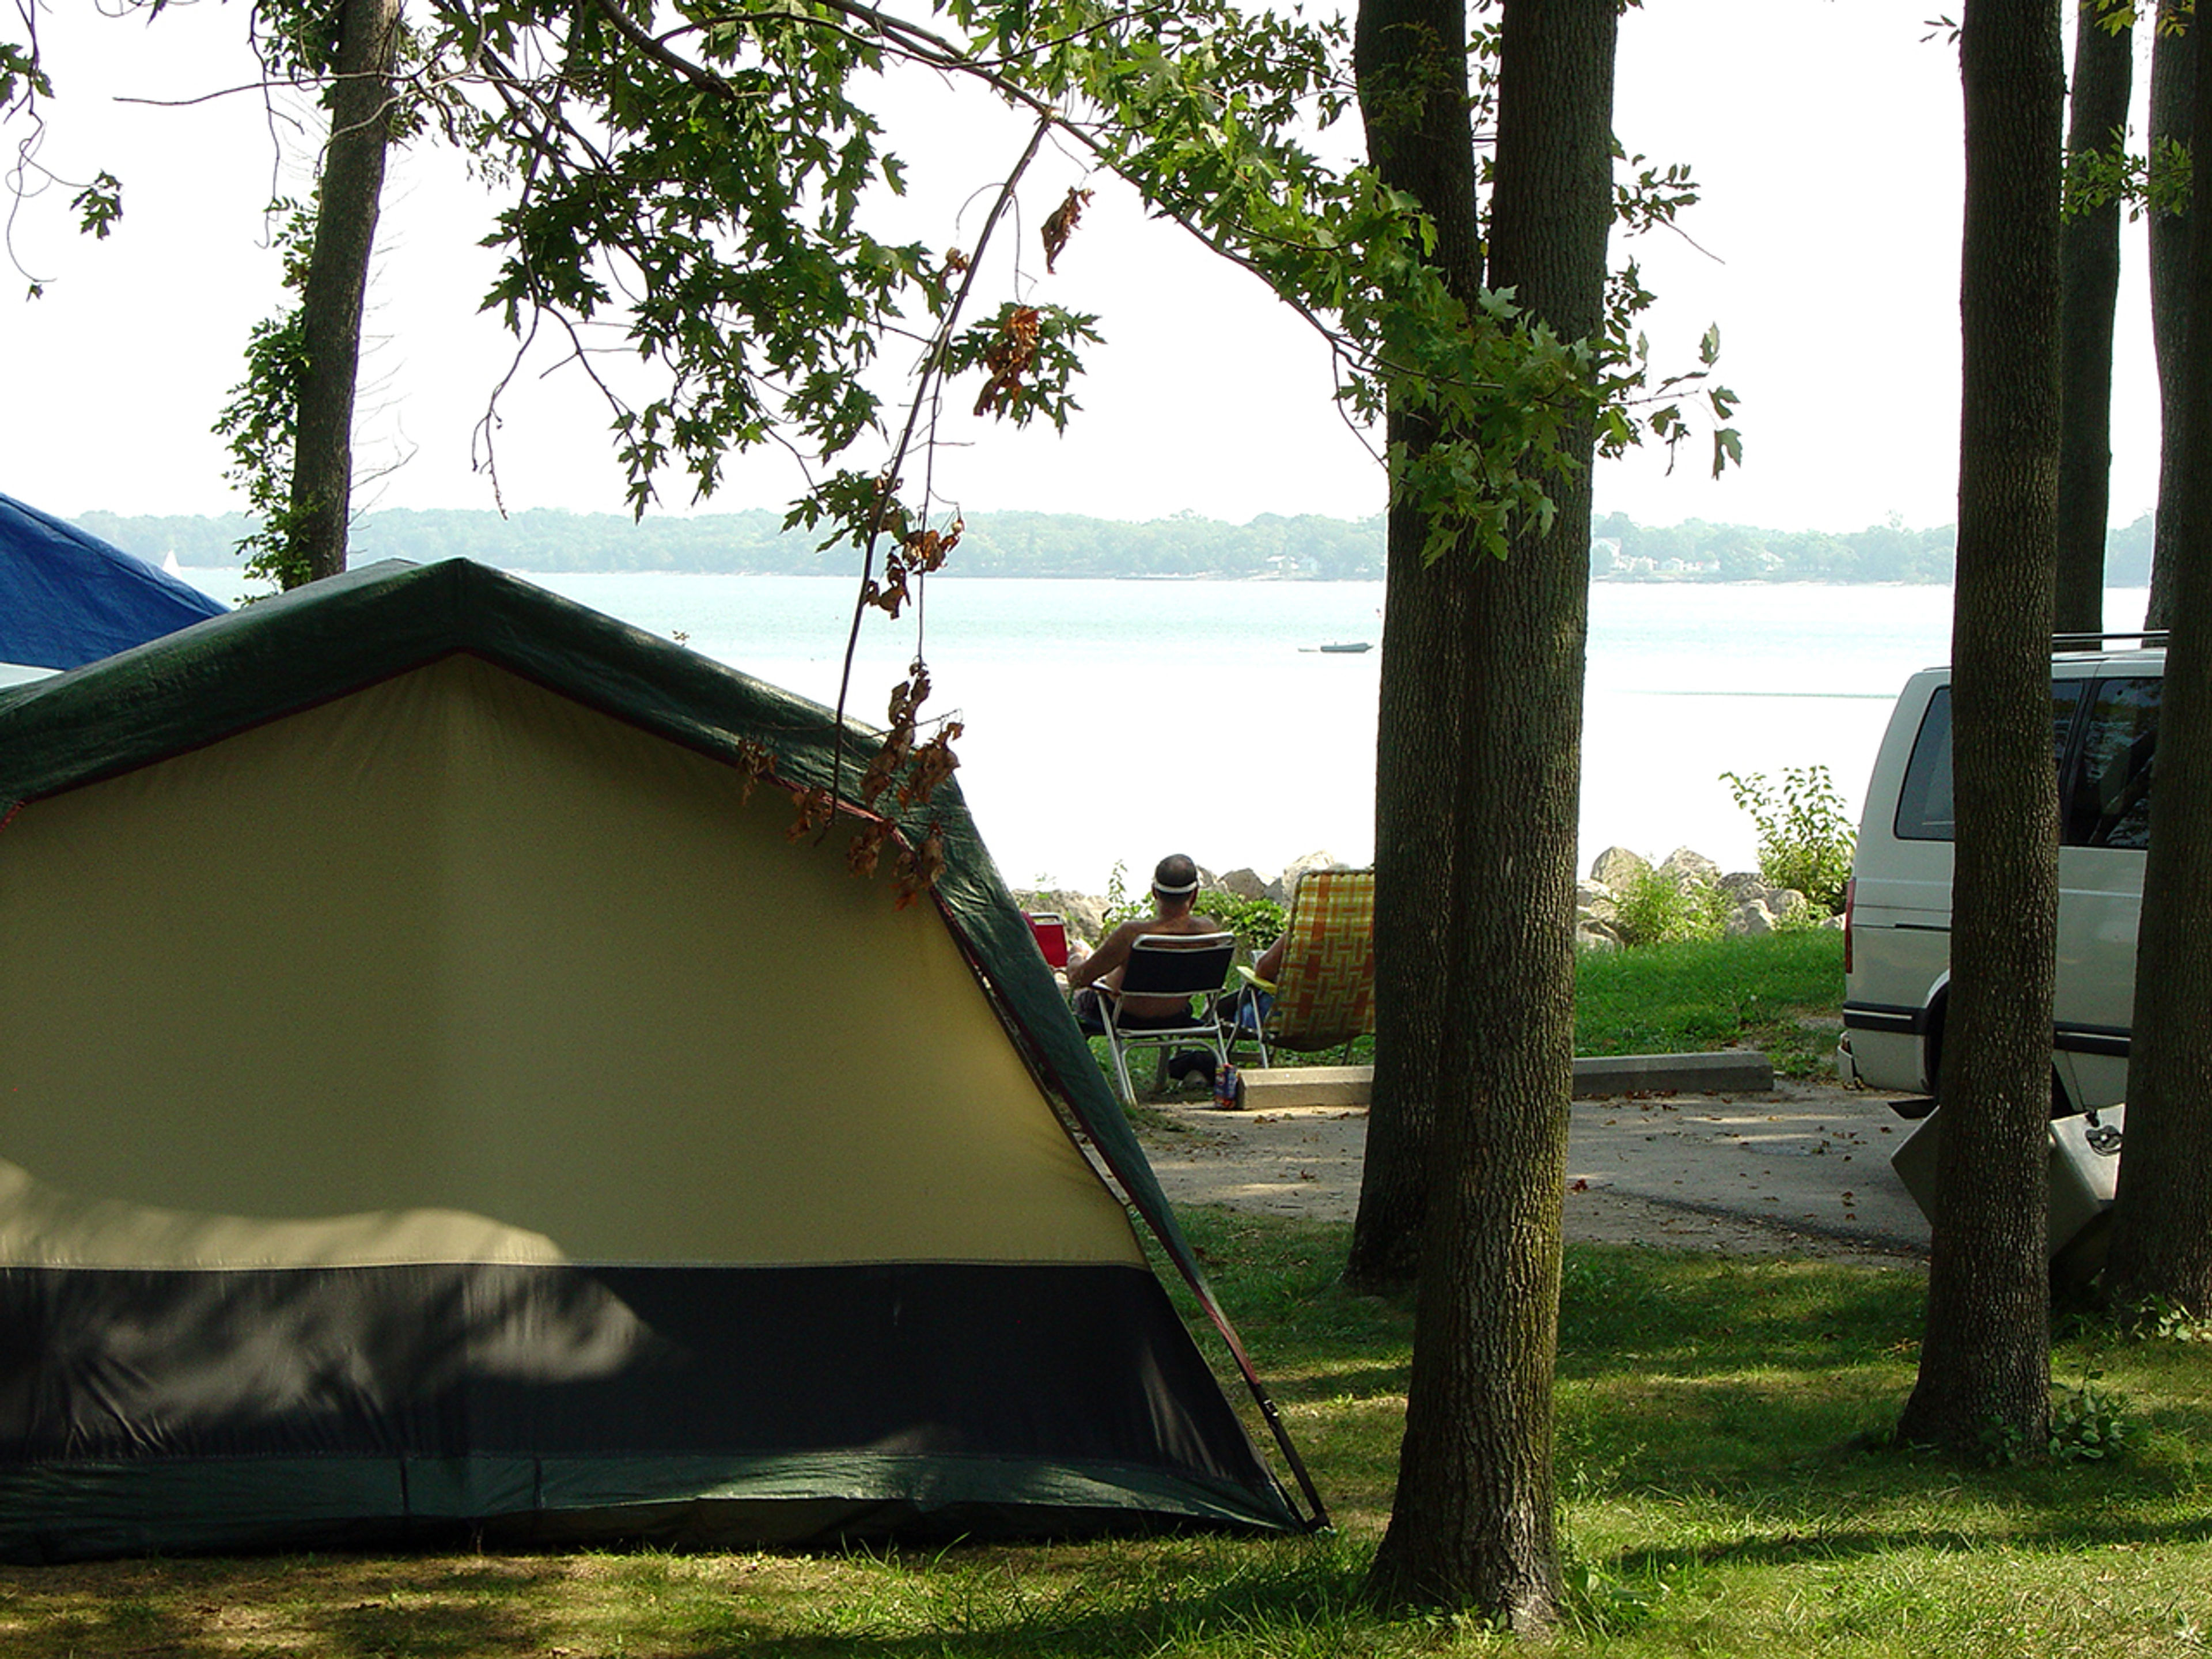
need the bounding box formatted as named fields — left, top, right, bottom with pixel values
left=1223, top=868, right=1376, bottom=1067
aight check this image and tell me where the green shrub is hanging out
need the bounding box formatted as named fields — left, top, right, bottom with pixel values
left=1771, top=892, right=1831, bottom=934
left=1611, top=864, right=1728, bottom=946
left=2049, top=1371, right=2132, bottom=1464
left=1721, top=763, right=1856, bottom=913
left=1207, top=892, right=1286, bottom=961
left=1100, top=860, right=1146, bottom=929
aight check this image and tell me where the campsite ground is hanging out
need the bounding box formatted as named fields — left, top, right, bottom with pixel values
left=1136, top=1075, right=1932, bottom=1270
left=18, top=1081, right=2212, bottom=1658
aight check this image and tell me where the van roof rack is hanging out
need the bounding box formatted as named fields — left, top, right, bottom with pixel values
left=2052, top=630, right=2167, bottom=647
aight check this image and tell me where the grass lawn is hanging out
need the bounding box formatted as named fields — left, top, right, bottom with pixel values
left=1104, top=929, right=1849, bottom=1089
left=1574, top=928, right=1845, bottom=1077
left=9, top=1206, right=2212, bottom=1656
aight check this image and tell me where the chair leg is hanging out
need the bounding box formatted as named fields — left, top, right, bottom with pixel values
left=1104, top=1022, right=1138, bottom=1108
left=1203, top=1009, right=1233, bottom=1080
left=1221, top=993, right=1272, bottom=1070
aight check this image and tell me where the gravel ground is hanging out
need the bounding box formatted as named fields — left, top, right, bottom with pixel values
left=1136, top=1076, right=1931, bottom=1268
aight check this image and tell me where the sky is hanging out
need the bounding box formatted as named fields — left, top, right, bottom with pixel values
left=0, top=1, right=2165, bottom=535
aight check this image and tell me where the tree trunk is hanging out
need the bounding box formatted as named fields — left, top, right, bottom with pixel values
left=1363, top=0, right=1613, bottom=1622
left=2055, top=0, right=2133, bottom=641
left=2146, top=10, right=2194, bottom=633
left=1347, top=442, right=1468, bottom=1289
left=289, top=0, right=402, bottom=585
left=1897, top=0, right=2062, bottom=1456
left=2101, top=14, right=2212, bottom=1314
left=1344, top=0, right=1483, bottom=1294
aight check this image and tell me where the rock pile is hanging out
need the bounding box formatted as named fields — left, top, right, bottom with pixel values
left=1576, top=844, right=1830, bottom=950
left=1018, top=846, right=1839, bottom=953
left=1016, top=850, right=1351, bottom=948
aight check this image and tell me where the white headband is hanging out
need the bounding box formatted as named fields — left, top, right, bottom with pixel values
left=1153, top=877, right=1199, bottom=896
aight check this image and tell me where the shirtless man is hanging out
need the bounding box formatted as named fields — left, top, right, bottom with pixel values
left=1066, top=853, right=1223, bottom=1030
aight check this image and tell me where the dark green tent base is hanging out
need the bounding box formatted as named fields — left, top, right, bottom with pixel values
left=0, top=1450, right=1286, bottom=1565
left=0, top=1260, right=1296, bottom=1560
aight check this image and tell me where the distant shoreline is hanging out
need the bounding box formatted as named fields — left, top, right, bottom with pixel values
left=172, top=563, right=2154, bottom=593
left=99, top=504, right=2156, bottom=587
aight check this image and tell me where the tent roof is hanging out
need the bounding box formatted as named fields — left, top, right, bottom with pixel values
left=0, top=495, right=226, bottom=672
left=0, top=557, right=1315, bottom=1520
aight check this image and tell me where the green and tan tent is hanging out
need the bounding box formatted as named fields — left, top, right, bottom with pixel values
left=0, top=559, right=1321, bottom=1562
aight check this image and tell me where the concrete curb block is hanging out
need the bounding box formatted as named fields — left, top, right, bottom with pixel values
left=1571, top=1050, right=1774, bottom=1097
left=1232, top=1051, right=1775, bottom=1109
left=1237, top=1066, right=1371, bottom=1109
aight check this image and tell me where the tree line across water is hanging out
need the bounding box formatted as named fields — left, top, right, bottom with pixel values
left=79, top=505, right=2157, bottom=585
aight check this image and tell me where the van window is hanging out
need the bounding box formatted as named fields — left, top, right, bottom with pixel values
left=1894, top=689, right=1955, bottom=840
left=2065, top=676, right=2159, bottom=849
left=1893, top=682, right=2087, bottom=843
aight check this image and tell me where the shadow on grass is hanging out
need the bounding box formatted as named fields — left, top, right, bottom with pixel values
left=2, top=1539, right=1380, bottom=1659
left=1596, top=1505, right=2212, bottom=1586
left=313, top=1593, right=553, bottom=1658
left=0, top=1556, right=565, bottom=1659
left=724, top=1537, right=1376, bottom=1659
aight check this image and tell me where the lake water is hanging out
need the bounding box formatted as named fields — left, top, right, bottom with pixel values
left=177, top=566, right=2152, bottom=892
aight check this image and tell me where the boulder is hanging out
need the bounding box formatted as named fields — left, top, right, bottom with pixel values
left=1718, top=870, right=1768, bottom=903
left=1021, top=891, right=1108, bottom=944
left=1063, top=895, right=1109, bottom=941
left=1724, top=899, right=1777, bottom=938
left=1658, top=847, right=1722, bottom=889
left=1584, top=876, right=1619, bottom=929
left=1576, top=920, right=1623, bottom=952
left=1589, top=846, right=1649, bottom=888
left=1768, top=888, right=1809, bottom=921
left=1278, top=849, right=1345, bottom=902
left=1013, top=889, right=1107, bottom=945
left=1217, top=867, right=1270, bottom=902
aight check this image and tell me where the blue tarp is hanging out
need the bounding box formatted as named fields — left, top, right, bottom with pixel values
left=0, top=494, right=226, bottom=671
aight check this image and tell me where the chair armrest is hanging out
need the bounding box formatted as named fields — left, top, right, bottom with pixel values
left=1236, top=966, right=1279, bottom=992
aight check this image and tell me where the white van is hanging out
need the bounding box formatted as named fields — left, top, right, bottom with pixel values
left=1838, top=646, right=2161, bottom=1116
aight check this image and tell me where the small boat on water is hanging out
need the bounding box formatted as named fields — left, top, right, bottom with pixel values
left=1302, top=640, right=1373, bottom=654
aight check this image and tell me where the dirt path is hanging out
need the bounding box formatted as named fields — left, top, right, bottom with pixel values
left=1137, top=1077, right=1930, bottom=1269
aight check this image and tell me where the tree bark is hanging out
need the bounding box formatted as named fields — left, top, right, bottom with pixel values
left=1897, top=0, right=2062, bottom=1456
left=1347, top=436, right=1468, bottom=1289
left=1363, top=0, right=1613, bottom=1622
left=289, top=0, right=402, bottom=584
left=2146, top=9, right=2194, bottom=633
left=2101, top=13, right=2212, bottom=1314
left=2055, top=0, right=2133, bottom=641
left=1344, top=0, right=1482, bottom=1294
